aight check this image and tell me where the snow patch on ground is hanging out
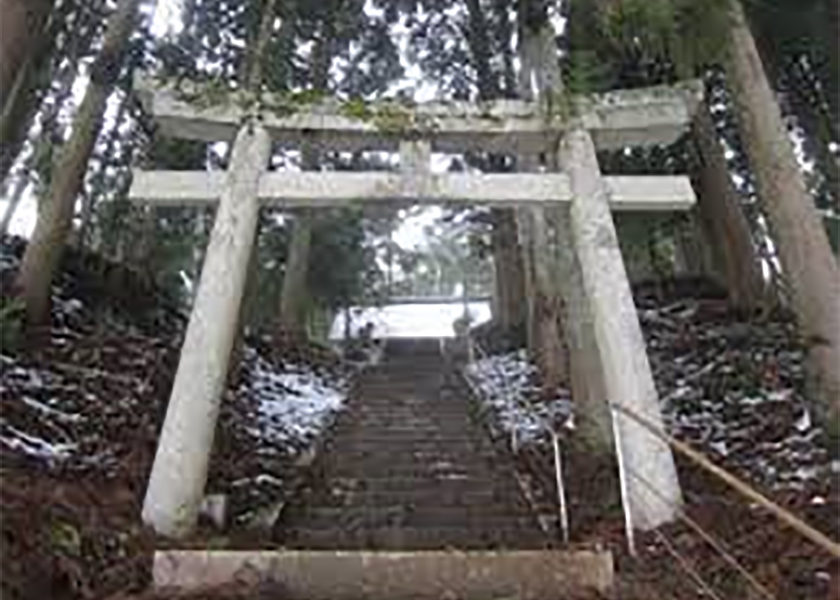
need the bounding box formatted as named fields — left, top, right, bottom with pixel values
left=465, top=299, right=832, bottom=494
left=0, top=423, right=77, bottom=463
left=215, top=347, right=351, bottom=522
left=641, top=299, right=829, bottom=493
left=240, top=348, right=347, bottom=449
left=465, top=349, right=572, bottom=446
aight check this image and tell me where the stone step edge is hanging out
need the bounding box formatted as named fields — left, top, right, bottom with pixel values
left=153, top=548, right=613, bottom=599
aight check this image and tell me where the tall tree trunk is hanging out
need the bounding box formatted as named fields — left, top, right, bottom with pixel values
left=726, top=0, right=840, bottom=440
left=13, top=4, right=100, bottom=187
left=491, top=0, right=517, bottom=96
left=0, top=0, right=63, bottom=185
left=232, top=0, right=279, bottom=352
left=278, top=209, right=313, bottom=334
left=532, top=0, right=612, bottom=454
left=691, top=100, right=767, bottom=311
left=75, top=88, right=132, bottom=250
left=516, top=1, right=569, bottom=394
left=278, top=26, right=333, bottom=334
left=14, top=0, right=141, bottom=326
left=490, top=208, right=527, bottom=335
left=521, top=203, right=568, bottom=393
left=464, top=0, right=499, bottom=100
left=0, top=0, right=53, bottom=113
left=464, top=0, right=526, bottom=336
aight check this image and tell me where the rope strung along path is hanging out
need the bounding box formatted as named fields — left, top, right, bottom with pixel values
left=619, top=451, right=777, bottom=600
left=653, top=528, right=727, bottom=600
left=610, top=402, right=840, bottom=558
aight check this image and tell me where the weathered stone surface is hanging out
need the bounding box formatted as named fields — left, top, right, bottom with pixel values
left=136, top=76, right=701, bottom=153
left=561, top=127, right=683, bottom=530
left=130, top=170, right=696, bottom=210
left=153, top=548, right=614, bottom=599
left=141, top=123, right=271, bottom=538
left=549, top=206, right=613, bottom=455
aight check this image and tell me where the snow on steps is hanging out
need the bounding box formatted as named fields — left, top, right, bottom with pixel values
left=153, top=548, right=613, bottom=599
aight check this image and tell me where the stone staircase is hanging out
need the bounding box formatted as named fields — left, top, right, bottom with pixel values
left=153, top=339, right=613, bottom=598
left=276, top=338, right=547, bottom=551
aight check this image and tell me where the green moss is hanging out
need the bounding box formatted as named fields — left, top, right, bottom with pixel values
left=264, top=89, right=328, bottom=118
left=339, top=97, right=374, bottom=122
left=339, top=97, right=438, bottom=135
left=50, top=521, right=81, bottom=556
left=371, top=101, right=415, bottom=134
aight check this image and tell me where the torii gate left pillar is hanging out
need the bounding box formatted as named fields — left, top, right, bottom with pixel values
left=142, top=122, right=270, bottom=537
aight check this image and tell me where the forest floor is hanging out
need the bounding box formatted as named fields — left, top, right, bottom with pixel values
left=0, top=238, right=351, bottom=599
left=1, top=238, right=838, bottom=599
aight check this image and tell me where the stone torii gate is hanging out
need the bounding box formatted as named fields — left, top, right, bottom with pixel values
left=131, top=78, right=702, bottom=538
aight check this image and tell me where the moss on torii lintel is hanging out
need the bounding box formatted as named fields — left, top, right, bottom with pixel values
left=137, top=74, right=702, bottom=138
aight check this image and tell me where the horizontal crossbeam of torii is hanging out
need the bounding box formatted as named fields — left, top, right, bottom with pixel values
left=138, top=76, right=702, bottom=540
left=136, top=76, right=703, bottom=153
left=130, top=171, right=695, bottom=210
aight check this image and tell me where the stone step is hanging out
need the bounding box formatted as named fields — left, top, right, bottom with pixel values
left=334, top=412, right=475, bottom=422
left=330, top=435, right=484, bottom=446
left=321, top=447, right=498, bottom=459
left=340, top=413, right=472, bottom=422
left=364, top=361, right=443, bottom=369
left=279, top=525, right=550, bottom=550
left=357, top=387, right=447, bottom=394
left=333, top=425, right=478, bottom=435
left=331, top=435, right=484, bottom=446
left=348, top=407, right=471, bottom=416
left=346, top=400, right=468, bottom=409
left=311, top=475, right=517, bottom=491
left=339, top=405, right=471, bottom=413
left=324, top=447, right=496, bottom=461
left=357, top=382, right=446, bottom=390
left=312, top=458, right=502, bottom=474
left=326, top=466, right=496, bottom=480
left=288, top=502, right=531, bottom=519
left=293, top=487, right=519, bottom=507
left=335, top=408, right=479, bottom=420
left=283, top=506, right=539, bottom=529
left=318, top=454, right=499, bottom=465
left=319, top=449, right=494, bottom=462
left=153, top=548, right=613, bottom=600
left=326, top=443, right=491, bottom=456
left=359, top=373, right=445, bottom=381
left=332, top=424, right=478, bottom=435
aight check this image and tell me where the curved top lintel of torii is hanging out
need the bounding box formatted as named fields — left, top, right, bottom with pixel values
left=133, top=73, right=703, bottom=155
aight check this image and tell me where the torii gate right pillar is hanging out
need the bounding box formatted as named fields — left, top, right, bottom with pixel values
left=561, top=127, right=682, bottom=529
